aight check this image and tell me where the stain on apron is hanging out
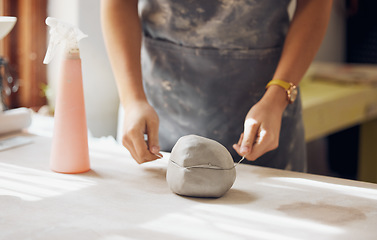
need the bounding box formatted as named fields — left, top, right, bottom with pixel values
left=139, top=0, right=307, bottom=171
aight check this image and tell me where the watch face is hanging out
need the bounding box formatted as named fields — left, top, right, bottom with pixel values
left=287, top=85, right=298, bottom=104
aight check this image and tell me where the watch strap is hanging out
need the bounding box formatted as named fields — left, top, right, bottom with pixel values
left=266, top=79, right=291, bottom=90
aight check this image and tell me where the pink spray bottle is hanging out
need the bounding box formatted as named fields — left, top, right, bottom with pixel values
left=43, top=17, right=90, bottom=173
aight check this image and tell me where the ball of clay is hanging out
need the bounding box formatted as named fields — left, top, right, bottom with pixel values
left=166, top=135, right=236, bottom=198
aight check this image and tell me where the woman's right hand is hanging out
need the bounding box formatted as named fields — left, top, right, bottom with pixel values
left=122, top=100, right=162, bottom=164
left=101, top=0, right=161, bottom=163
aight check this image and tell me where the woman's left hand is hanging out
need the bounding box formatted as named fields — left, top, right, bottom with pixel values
left=233, top=85, right=288, bottom=161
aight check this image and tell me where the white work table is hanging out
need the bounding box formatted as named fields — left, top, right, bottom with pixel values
left=1, top=126, right=377, bottom=240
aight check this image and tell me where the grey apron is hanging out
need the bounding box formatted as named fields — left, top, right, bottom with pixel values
left=139, top=0, right=307, bottom=172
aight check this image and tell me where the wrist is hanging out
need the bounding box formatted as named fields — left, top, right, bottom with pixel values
left=261, top=85, right=289, bottom=111
left=119, top=85, right=148, bottom=108
left=266, top=79, right=298, bottom=104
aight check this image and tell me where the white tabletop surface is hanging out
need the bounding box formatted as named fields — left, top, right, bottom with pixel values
left=1, top=124, right=377, bottom=240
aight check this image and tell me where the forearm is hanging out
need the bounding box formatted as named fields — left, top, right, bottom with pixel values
left=100, top=0, right=146, bottom=107
left=235, top=1, right=333, bottom=159
left=272, top=0, right=333, bottom=85
left=260, top=0, right=332, bottom=108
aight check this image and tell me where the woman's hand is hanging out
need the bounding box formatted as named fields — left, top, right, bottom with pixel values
left=233, top=85, right=288, bottom=161
left=233, top=0, right=333, bottom=162
left=102, top=0, right=160, bottom=163
left=122, top=100, right=162, bottom=164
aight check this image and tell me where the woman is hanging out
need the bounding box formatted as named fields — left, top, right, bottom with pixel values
left=101, top=0, right=333, bottom=171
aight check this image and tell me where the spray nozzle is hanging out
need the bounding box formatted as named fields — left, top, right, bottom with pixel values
left=43, top=17, right=88, bottom=64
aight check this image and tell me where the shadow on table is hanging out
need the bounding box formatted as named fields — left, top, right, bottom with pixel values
left=181, top=188, right=257, bottom=205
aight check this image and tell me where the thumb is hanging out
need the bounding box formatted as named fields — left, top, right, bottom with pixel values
left=146, top=119, right=160, bottom=155
left=241, top=118, right=259, bottom=155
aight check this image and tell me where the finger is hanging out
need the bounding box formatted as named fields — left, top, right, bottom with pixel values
left=246, top=142, right=265, bottom=161
left=146, top=118, right=161, bottom=156
left=122, top=134, right=140, bottom=162
left=233, top=143, right=241, bottom=154
left=233, top=133, right=244, bottom=156
left=237, top=133, right=244, bottom=146
left=134, top=133, right=160, bottom=163
left=233, top=144, right=244, bottom=157
left=241, top=118, right=260, bottom=155
left=126, top=130, right=157, bottom=164
left=246, top=128, right=272, bottom=161
left=153, top=152, right=163, bottom=159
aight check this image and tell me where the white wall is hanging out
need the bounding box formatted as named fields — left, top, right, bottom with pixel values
left=46, top=0, right=78, bottom=111
left=289, top=0, right=346, bottom=62
left=47, top=0, right=119, bottom=137
left=314, top=0, right=346, bottom=62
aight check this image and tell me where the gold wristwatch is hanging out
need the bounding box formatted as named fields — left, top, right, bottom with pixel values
left=266, top=79, right=297, bottom=104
